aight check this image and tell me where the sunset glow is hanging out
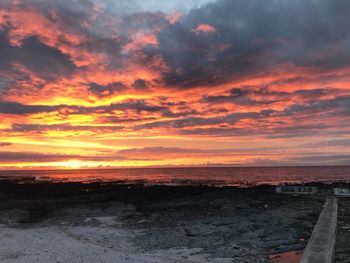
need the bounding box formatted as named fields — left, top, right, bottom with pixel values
left=55, top=160, right=91, bottom=169
left=1, top=0, right=350, bottom=169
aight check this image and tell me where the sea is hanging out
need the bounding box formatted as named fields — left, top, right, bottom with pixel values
left=0, top=166, right=349, bottom=187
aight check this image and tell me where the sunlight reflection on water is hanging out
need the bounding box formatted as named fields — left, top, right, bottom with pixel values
left=0, top=166, right=349, bottom=186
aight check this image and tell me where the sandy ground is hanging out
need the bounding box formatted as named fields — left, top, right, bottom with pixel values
left=0, top=183, right=326, bottom=262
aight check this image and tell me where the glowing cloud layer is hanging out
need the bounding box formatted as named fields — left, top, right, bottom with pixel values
left=0, top=0, right=350, bottom=168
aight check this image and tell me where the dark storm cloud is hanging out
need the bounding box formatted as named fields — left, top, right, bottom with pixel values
left=0, top=75, right=13, bottom=92
left=96, top=116, right=156, bottom=124
left=89, top=82, right=128, bottom=97
left=156, top=0, right=350, bottom=88
left=281, top=96, right=350, bottom=117
left=203, top=87, right=339, bottom=106
left=0, top=101, right=59, bottom=114
left=101, top=101, right=168, bottom=114
left=1, top=0, right=350, bottom=90
left=0, top=0, right=128, bottom=88
left=2, top=0, right=350, bottom=90
left=0, top=100, right=168, bottom=115
left=121, top=11, right=168, bottom=32
left=132, top=79, right=149, bottom=90
left=0, top=33, right=76, bottom=80
left=135, top=112, right=261, bottom=130
left=203, top=87, right=283, bottom=106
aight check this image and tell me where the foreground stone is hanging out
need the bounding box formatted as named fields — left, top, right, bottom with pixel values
left=301, top=197, right=338, bottom=263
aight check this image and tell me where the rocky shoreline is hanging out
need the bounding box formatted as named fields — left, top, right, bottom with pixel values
left=0, top=181, right=329, bottom=262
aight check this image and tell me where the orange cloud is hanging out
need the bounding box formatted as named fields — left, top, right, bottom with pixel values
left=167, top=12, right=183, bottom=24
left=124, top=32, right=159, bottom=51
left=192, top=24, right=216, bottom=34
left=0, top=8, right=109, bottom=67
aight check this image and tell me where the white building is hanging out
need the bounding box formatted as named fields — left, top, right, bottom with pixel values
left=333, top=188, right=350, bottom=196
left=276, top=185, right=318, bottom=195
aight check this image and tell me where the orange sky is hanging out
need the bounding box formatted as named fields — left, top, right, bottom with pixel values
left=0, top=0, right=350, bottom=169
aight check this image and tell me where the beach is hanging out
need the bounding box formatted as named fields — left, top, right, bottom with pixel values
left=0, top=180, right=335, bottom=262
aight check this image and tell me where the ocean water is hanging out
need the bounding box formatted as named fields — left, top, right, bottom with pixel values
left=0, top=166, right=349, bottom=186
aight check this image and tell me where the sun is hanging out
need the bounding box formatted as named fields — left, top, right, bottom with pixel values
left=58, top=160, right=86, bottom=169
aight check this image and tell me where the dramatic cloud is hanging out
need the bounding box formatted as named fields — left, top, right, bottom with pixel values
left=192, top=24, right=216, bottom=34
left=0, top=151, right=126, bottom=163
left=0, top=0, right=350, bottom=167
left=0, top=101, right=59, bottom=114
left=157, top=0, right=350, bottom=88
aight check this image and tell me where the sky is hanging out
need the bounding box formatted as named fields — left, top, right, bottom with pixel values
left=0, top=0, right=350, bottom=169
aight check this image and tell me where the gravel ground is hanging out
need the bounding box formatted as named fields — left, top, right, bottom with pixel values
left=0, top=182, right=324, bottom=262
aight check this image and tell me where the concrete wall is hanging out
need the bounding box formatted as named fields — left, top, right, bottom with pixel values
left=300, top=197, right=338, bottom=263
